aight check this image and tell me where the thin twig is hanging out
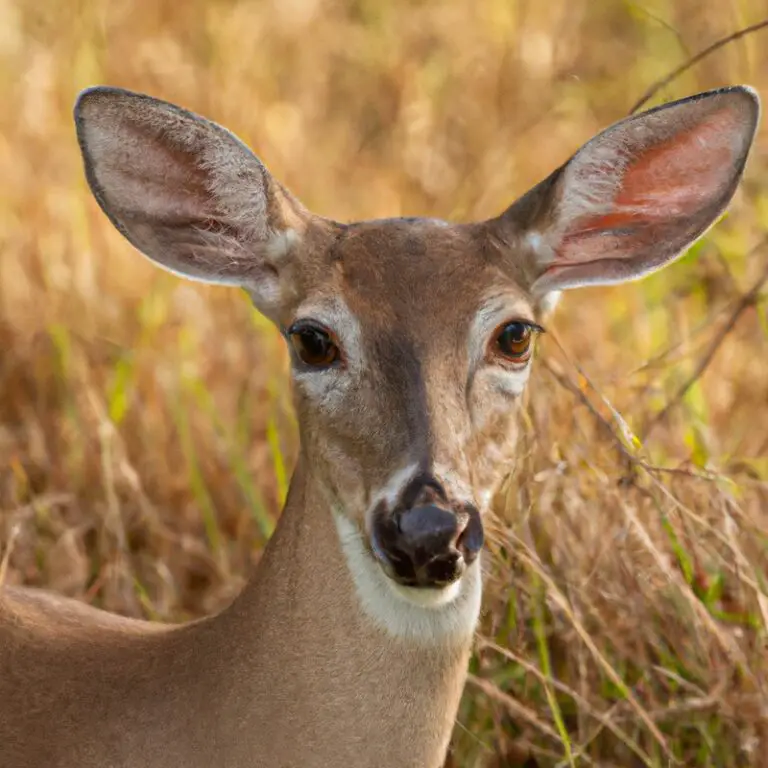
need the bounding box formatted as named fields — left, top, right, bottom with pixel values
left=630, top=5, right=692, bottom=62
left=508, top=542, right=677, bottom=762
left=466, top=673, right=563, bottom=743
left=540, top=356, right=720, bottom=483
left=476, top=637, right=654, bottom=766
left=629, top=19, right=768, bottom=114
left=644, top=237, right=768, bottom=438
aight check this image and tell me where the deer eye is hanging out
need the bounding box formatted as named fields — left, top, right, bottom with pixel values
left=493, top=321, right=538, bottom=363
left=288, top=323, right=340, bottom=368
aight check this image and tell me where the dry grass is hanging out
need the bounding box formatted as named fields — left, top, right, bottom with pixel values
left=2, top=0, right=768, bottom=765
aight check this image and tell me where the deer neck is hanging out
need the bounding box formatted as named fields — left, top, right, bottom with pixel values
left=202, top=454, right=482, bottom=767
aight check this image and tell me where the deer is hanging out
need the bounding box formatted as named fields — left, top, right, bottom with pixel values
left=0, top=84, right=760, bottom=768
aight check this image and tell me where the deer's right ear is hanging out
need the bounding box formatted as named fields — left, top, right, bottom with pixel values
left=75, top=86, right=325, bottom=321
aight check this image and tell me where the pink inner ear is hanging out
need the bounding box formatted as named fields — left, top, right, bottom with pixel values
left=556, top=107, right=740, bottom=262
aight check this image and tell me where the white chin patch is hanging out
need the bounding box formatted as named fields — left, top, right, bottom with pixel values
left=389, top=580, right=463, bottom=608
left=332, top=512, right=482, bottom=644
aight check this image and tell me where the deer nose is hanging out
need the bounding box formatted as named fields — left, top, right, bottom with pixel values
left=399, top=503, right=459, bottom=558
left=371, top=503, right=484, bottom=589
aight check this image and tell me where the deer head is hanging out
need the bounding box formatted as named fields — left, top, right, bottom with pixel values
left=75, top=85, right=759, bottom=615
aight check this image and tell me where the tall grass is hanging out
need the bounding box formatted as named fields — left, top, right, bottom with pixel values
left=1, top=1, right=767, bottom=765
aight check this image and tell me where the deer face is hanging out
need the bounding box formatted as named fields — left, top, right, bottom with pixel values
left=284, top=218, right=542, bottom=596
left=74, top=85, right=759, bottom=609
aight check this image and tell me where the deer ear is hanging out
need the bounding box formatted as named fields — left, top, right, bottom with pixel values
left=490, top=86, right=760, bottom=297
left=74, top=86, right=323, bottom=320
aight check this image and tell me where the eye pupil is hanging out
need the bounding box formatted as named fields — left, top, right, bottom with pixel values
left=289, top=325, right=339, bottom=367
left=495, top=322, right=533, bottom=361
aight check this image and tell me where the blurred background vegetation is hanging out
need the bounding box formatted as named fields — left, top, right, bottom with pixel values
left=1, top=0, right=768, bottom=765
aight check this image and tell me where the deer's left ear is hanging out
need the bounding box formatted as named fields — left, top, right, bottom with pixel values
left=489, top=86, right=760, bottom=297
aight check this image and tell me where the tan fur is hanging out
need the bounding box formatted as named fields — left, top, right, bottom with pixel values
left=0, top=85, right=759, bottom=768
left=1, top=461, right=469, bottom=768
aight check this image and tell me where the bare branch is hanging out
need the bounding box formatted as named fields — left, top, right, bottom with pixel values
left=644, top=236, right=768, bottom=438
left=629, top=19, right=768, bottom=114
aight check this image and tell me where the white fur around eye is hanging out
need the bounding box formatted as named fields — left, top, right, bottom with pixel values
left=289, top=297, right=363, bottom=405
left=484, top=366, right=531, bottom=397
left=469, top=295, right=537, bottom=370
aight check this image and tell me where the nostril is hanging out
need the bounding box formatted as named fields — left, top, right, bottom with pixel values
left=455, top=507, right=484, bottom=564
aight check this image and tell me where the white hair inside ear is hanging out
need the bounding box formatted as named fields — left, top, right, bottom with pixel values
left=538, top=290, right=562, bottom=317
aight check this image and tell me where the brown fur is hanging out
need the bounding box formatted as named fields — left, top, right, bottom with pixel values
left=1, top=461, right=469, bottom=767
left=0, top=85, right=758, bottom=768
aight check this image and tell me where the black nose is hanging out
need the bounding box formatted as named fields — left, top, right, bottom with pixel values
left=399, top=503, right=459, bottom=558
left=371, top=502, right=484, bottom=588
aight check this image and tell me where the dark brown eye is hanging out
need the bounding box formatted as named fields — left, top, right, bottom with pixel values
left=494, top=321, right=534, bottom=362
left=288, top=324, right=339, bottom=368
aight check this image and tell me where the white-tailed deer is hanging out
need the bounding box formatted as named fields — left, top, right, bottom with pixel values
left=0, top=85, right=760, bottom=768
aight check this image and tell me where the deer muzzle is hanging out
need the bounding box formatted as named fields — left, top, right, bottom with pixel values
left=370, top=500, right=484, bottom=589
